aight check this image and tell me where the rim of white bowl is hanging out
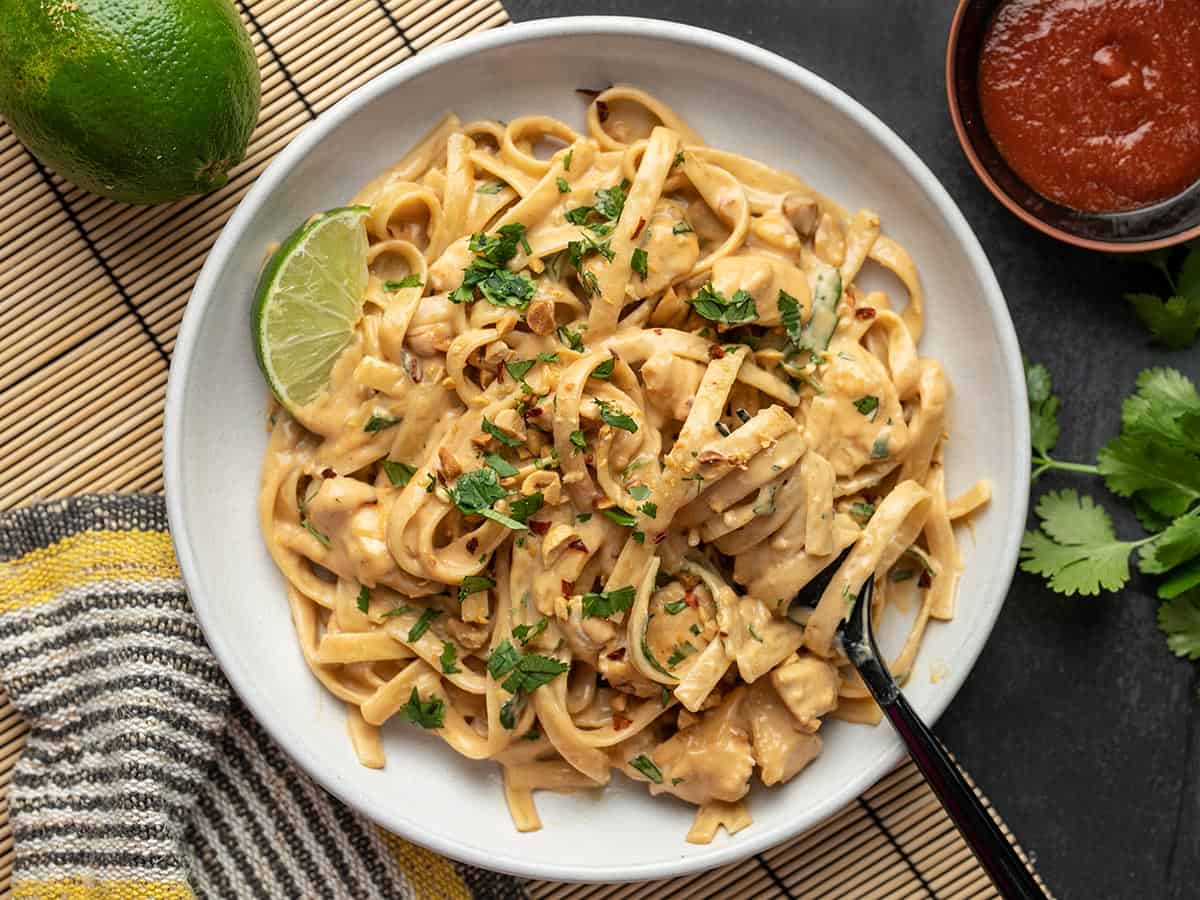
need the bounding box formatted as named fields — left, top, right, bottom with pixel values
left=164, top=15, right=1030, bottom=883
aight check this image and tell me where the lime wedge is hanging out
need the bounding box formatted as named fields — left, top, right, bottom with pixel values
left=252, top=206, right=370, bottom=413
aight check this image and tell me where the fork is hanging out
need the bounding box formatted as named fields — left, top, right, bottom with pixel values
left=795, top=561, right=1046, bottom=899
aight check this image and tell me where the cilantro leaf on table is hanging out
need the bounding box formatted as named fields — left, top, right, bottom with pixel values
left=1019, top=489, right=1140, bottom=596
left=1158, top=592, right=1200, bottom=660
left=1025, top=358, right=1060, bottom=458
left=1124, top=294, right=1200, bottom=349
left=1138, top=515, right=1200, bottom=575
left=1120, top=367, right=1200, bottom=448
left=1126, top=239, right=1200, bottom=348
left=1097, top=435, right=1200, bottom=520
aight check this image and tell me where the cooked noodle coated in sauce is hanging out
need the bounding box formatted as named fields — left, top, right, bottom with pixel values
left=257, top=86, right=991, bottom=842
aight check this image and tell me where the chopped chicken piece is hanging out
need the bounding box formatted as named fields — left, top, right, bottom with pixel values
left=642, top=351, right=705, bottom=422
left=769, top=652, right=840, bottom=732
left=744, top=680, right=822, bottom=785
left=650, top=688, right=754, bottom=805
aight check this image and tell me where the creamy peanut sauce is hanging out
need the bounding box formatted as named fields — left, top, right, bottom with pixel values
left=258, top=87, right=990, bottom=842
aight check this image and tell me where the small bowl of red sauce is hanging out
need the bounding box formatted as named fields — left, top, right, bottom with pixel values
left=947, top=0, right=1200, bottom=252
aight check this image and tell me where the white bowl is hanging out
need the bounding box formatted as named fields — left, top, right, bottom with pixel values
left=165, top=16, right=1029, bottom=883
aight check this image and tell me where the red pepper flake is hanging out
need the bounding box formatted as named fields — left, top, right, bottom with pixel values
left=568, top=538, right=589, bottom=552
left=529, top=520, right=551, bottom=535
left=596, top=100, right=610, bottom=122
left=612, top=713, right=632, bottom=731
left=708, top=344, right=726, bottom=360
left=631, top=217, right=646, bottom=240
left=683, top=590, right=699, bottom=609
left=466, top=537, right=478, bottom=554
left=606, top=646, right=627, bottom=661
left=653, top=532, right=668, bottom=545
left=855, top=307, right=877, bottom=321
left=321, top=468, right=336, bottom=479
left=561, top=579, right=575, bottom=597
left=918, top=570, right=932, bottom=588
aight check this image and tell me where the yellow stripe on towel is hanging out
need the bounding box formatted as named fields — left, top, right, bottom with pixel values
left=377, top=828, right=472, bottom=900
left=13, top=878, right=194, bottom=900
left=0, top=530, right=179, bottom=614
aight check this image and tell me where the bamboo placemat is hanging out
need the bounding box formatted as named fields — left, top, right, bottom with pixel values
left=0, top=2, right=1048, bottom=896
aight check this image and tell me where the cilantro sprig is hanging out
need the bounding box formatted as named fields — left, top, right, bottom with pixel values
left=1125, top=239, right=1200, bottom=348
left=1020, top=360, right=1200, bottom=659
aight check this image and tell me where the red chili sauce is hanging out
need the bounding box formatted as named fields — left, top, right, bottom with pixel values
left=978, top=0, right=1200, bottom=213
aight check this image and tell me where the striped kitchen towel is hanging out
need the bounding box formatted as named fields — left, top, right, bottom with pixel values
left=0, top=494, right=527, bottom=900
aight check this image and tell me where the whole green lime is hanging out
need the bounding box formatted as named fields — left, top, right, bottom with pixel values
left=0, top=0, right=261, bottom=204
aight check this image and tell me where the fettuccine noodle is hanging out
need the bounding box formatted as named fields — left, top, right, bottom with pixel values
left=257, top=86, right=990, bottom=842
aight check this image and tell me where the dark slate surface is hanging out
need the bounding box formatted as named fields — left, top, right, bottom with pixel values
left=503, top=2, right=1200, bottom=896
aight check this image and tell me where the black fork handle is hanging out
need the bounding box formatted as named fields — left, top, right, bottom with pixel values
left=881, top=692, right=1046, bottom=899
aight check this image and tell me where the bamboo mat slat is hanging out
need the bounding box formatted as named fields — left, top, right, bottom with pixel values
left=0, top=1, right=1048, bottom=897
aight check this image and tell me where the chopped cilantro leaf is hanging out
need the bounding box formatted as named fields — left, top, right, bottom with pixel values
left=603, top=508, right=637, bottom=527
left=364, top=414, right=401, bottom=432
left=407, top=608, right=441, bottom=642
left=508, top=492, right=544, bottom=524
left=500, top=654, right=569, bottom=695
left=854, top=396, right=880, bottom=417
left=672, top=221, right=693, bottom=235
left=459, top=575, right=495, bottom=602
left=506, top=359, right=536, bottom=380
left=512, top=616, right=549, bottom=645
left=484, top=453, right=519, bottom=478
left=481, top=417, right=523, bottom=447
left=557, top=177, right=571, bottom=194
left=631, top=248, right=648, bottom=279
left=663, top=599, right=688, bottom=615
left=689, top=283, right=757, bottom=324
left=356, top=584, right=370, bottom=614
left=382, top=460, right=417, bottom=487
left=384, top=275, right=423, bottom=290
left=595, top=398, right=638, bottom=433
left=448, top=468, right=528, bottom=531
left=558, top=325, right=586, bottom=351
left=591, top=357, right=615, bottom=380
left=630, top=754, right=663, bottom=784
left=302, top=520, right=331, bottom=548
left=666, top=641, right=696, bottom=667
left=440, top=641, right=460, bottom=674
left=487, top=639, right=522, bottom=678
left=570, top=429, right=587, bottom=451
left=582, top=585, right=636, bottom=618
left=399, top=688, right=444, bottom=729
left=476, top=182, right=504, bottom=194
